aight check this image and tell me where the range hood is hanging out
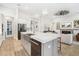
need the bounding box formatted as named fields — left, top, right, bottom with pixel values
left=55, top=10, right=69, bottom=16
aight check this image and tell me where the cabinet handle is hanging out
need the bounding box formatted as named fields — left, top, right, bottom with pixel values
left=31, top=40, right=39, bottom=45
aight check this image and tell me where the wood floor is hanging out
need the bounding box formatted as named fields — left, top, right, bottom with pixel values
left=61, top=43, right=79, bottom=56
left=0, top=37, right=28, bottom=56
left=0, top=37, right=79, bottom=56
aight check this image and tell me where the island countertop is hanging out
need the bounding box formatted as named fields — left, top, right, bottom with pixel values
left=21, top=32, right=60, bottom=43
left=21, top=32, right=59, bottom=56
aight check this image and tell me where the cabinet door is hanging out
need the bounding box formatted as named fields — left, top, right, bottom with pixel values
left=22, top=35, right=31, bottom=55
left=41, top=40, right=58, bottom=56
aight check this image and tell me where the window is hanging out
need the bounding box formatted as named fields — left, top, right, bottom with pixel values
left=7, top=21, right=12, bottom=35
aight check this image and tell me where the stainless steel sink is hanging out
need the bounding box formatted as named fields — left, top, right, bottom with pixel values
left=27, top=34, right=34, bottom=36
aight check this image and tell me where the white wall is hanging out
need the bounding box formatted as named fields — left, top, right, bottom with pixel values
left=0, top=6, right=28, bottom=40
left=0, top=6, right=16, bottom=39
left=0, top=6, right=16, bottom=17
left=0, top=14, right=4, bottom=46
left=0, top=14, right=2, bottom=35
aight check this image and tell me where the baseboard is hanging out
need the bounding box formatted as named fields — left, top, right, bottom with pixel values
left=61, top=42, right=72, bottom=46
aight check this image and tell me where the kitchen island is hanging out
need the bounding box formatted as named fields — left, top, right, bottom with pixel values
left=21, top=32, right=60, bottom=56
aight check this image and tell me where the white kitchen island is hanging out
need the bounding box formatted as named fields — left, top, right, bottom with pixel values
left=21, top=32, right=60, bottom=56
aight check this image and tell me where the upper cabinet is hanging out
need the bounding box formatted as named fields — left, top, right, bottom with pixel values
left=44, top=22, right=57, bottom=31
left=74, top=20, right=79, bottom=29
left=30, top=19, right=39, bottom=32
left=60, top=22, right=73, bottom=29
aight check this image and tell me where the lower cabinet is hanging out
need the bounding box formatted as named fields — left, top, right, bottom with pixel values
left=21, top=35, right=31, bottom=55
left=31, top=39, right=58, bottom=56
left=21, top=34, right=58, bottom=56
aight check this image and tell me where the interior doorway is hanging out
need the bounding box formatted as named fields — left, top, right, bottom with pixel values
left=18, top=24, right=26, bottom=40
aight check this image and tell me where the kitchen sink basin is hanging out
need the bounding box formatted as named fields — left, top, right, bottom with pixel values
left=27, top=34, right=34, bottom=36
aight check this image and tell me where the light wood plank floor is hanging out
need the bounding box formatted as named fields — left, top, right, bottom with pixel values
left=61, top=43, right=79, bottom=56
left=0, top=37, right=79, bottom=56
left=0, top=37, right=28, bottom=56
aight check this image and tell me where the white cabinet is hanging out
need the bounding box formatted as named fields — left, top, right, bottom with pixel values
left=21, top=33, right=58, bottom=56
left=41, top=39, right=58, bottom=56
left=21, top=34, right=31, bottom=55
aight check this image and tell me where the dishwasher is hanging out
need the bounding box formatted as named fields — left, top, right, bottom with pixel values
left=31, top=38, right=41, bottom=56
left=61, top=30, right=73, bottom=44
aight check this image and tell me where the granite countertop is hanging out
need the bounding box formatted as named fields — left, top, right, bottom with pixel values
left=31, top=32, right=60, bottom=43
left=21, top=32, right=60, bottom=43
left=21, top=31, right=34, bottom=34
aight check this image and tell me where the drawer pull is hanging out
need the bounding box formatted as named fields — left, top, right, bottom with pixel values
left=31, top=40, right=39, bottom=45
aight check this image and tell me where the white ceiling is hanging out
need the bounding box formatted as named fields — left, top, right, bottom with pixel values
left=0, top=3, right=79, bottom=19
